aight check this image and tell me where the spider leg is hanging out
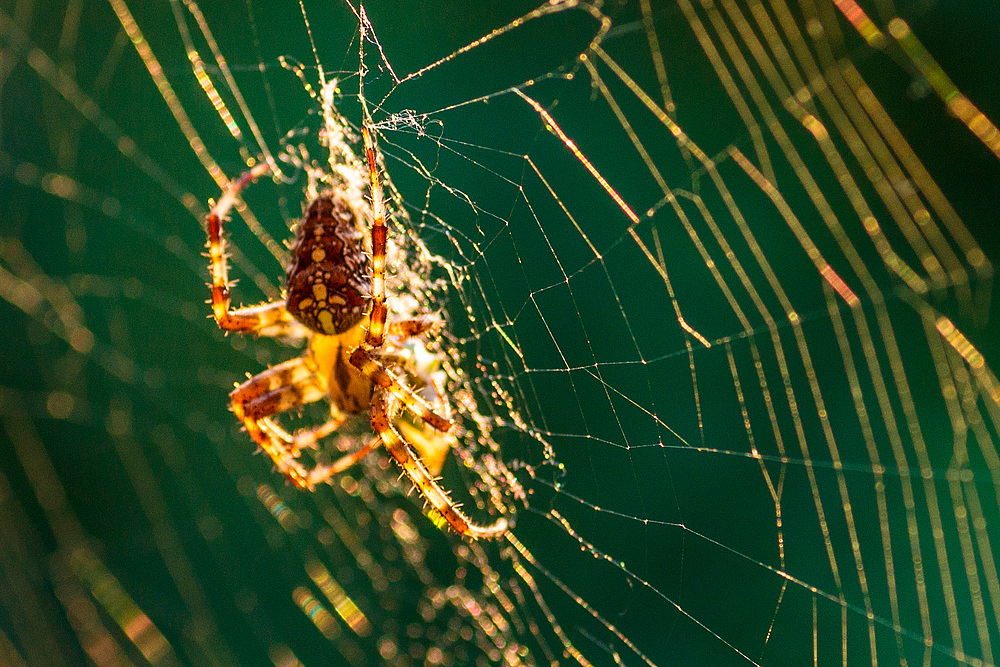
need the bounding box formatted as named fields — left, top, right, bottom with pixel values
left=324, top=436, right=383, bottom=476
left=355, top=124, right=451, bottom=430
left=360, top=124, right=388, bottom=349
left=261, top=422, right=383, bottom=482
left=395, top=372, right=452, bottom=476
left=230, top=356, right=339, bottom=490
left=252, top=435, right=383, bottom=491
left=231, top=357, right=317, bottom=410
left=216, top=301, right=310, bottom=338
left=358, top=115, right=506, bottom=537
left=396, top=419, right=450, bottom=478
left=387, top=315, right=442, bottom=339
left=260, top=402, right=347, bottom=453
left=349, top=346, right=451, bottom=433
left=205, top=162, right=301, bottom=337
left=370, top=391, right=507, bottom=539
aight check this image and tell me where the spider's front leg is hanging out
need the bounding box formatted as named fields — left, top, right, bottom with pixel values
left=230, top=355, right=342, bottom=490
left=348, top=315, right=450, bottom=433
left=205, top=163, right=306, bottom=338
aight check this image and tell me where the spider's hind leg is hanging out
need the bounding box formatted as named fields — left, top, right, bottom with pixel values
left=370, top=392, right=507, bottom=539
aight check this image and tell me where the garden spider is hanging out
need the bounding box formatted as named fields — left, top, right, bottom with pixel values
left=204, top=124, right=507, bottom=539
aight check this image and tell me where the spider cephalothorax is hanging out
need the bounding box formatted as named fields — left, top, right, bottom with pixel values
left=203, top=126, right=507, bottom=539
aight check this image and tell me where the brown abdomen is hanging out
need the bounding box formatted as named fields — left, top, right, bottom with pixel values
left=286, top=193, right=369, bottom=335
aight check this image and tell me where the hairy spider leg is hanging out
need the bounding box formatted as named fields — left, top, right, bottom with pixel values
left=360, top=125, right=388, bottom=348
left=349, top=126, right=451, bottom=432
left=387, top=315, right=442, bottom=338
left=370, top=392, right=507, bottom=539
left=259, top=402, right=347, bottom=453
left=324, top=436, right=383, bottom=476
left=350, top=346, right=451, bottom=432
left=230, top=356, right=405, bottom=490
left=231, top=356, right=318, bottom=414
left=350, top=124, right=506, bottom=537
left=230, top=356, right=338, bottom=490
left=206, top=162, right=304, bottom=337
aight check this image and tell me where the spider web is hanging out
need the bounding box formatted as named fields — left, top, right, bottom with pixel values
left=1, top=0, right=999, bottom=665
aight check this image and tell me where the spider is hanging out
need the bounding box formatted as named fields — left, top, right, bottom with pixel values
left=204, top=124, right=507, bottom=540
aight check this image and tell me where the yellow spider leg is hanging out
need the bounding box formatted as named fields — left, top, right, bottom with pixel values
left=205, top=162, right=300, bottom=336
left=354, top=119, right=452, bottom=436
left=386, top=315, right=442, bottom=339
left=221, top=302, right=310, bottom=338
left=239, top=381, right=326, bottom=424
left=349, top=346, right=451, bottom=433
left=354, top=122, right=451, bottom=431
left=231, top=357, right=318, bottom=408
left=354, top=114, right=507, bottom=536
left=232, top=402, right=321, bottom=490
left=230, top=355, right=333, bottom=490
left=370, top=392, right=507, bottom=539
left=361, top=124, right=388, bottom=349
left=325, top=436, right=383, bottom=475
left=268, top=436, right=384, bottom=491
left=259, top=404, right=346, bottom=454
left=394, top=372, right=452, bottom=477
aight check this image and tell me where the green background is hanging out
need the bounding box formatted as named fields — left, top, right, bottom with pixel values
left=1, top=1, right=999, bottom=665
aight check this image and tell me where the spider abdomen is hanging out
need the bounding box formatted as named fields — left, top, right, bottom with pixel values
left=286, top=193, right=369, bottom=335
